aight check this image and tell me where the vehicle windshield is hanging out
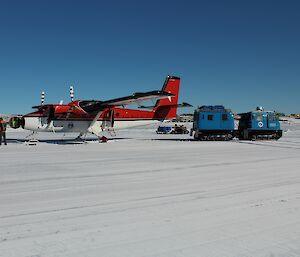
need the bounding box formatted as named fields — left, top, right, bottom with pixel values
left=255, top=113, right=263, bottom=121
left=268, top=113, right=277, bottom=122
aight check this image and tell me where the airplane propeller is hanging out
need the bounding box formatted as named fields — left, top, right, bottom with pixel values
left=41, top=91, right=45, bottom=105
left=70, top=86, right=74, bottom=102
left=46, top=105, right=55, bottom=125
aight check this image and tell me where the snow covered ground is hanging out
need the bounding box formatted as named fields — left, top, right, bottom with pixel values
left=0, top=120, right=300, bottom=257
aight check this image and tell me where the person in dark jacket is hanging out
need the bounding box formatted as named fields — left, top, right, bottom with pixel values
left=0, top=118, right=7, bottom=145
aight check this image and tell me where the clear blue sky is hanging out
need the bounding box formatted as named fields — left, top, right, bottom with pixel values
left=0, top=0, right=299, bottom=114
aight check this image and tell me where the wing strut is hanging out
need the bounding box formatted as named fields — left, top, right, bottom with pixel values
left=87, top=110, right=103, bottom=136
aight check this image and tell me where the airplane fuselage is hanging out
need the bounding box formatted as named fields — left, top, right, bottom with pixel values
left=22, top=114, right=160, bottom=133
left=21, top=104, right=167, bottom=135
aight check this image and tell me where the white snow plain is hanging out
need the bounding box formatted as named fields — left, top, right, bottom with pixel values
left=0, top=120, right=300, bottom=257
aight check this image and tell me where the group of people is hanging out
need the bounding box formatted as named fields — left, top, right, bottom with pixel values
left=0, top=118, right=7, bottom=145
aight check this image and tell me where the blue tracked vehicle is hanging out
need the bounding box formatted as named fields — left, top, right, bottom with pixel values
left=192, top=105, right=235, bottom=141
left=237, top=109, right=282, bottom=140
left=156, top=125, right=172, bottom=134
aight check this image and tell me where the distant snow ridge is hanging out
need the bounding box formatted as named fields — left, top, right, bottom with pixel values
left=0, top=114, right=10, bottom=120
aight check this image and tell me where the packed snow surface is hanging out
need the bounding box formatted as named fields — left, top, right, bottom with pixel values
left=1, top=120, right=300, bottom=257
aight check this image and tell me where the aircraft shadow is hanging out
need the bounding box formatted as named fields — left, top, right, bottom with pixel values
left=141, top=138, right=195, bottom=142
left=7, top=137, right=130, bottom=145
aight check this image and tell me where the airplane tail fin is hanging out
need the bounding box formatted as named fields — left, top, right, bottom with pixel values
left=153, top=75, right=180, bottom=120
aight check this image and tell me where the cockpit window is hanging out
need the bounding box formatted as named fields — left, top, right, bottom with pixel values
left=79, top=101, right=103, bottom=113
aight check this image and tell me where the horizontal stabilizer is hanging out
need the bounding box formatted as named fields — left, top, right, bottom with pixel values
left=178, top=102, right=193, bottom=108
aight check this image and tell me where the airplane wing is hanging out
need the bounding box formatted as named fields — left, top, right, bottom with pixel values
left=138, top=102, right=193, bottom=109
left=32, top=104, right=53, bottom=110
left=79, top=90, right=174, bottom=113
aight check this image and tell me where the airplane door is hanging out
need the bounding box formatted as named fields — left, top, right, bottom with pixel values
left=102, top=110, right=114, bottom=129
left=110, top=110, right=115, bottom=127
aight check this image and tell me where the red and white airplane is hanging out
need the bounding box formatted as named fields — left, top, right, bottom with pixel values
left=10, top=75, right=190, bottom=138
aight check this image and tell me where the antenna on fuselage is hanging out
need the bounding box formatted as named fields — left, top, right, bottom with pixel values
left=41, top=91, right=45, bottom=105
left=70, top=86, right=74, bottom=102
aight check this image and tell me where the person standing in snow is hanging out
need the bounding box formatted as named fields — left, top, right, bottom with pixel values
left=0, top=118, right=7, bottom=145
